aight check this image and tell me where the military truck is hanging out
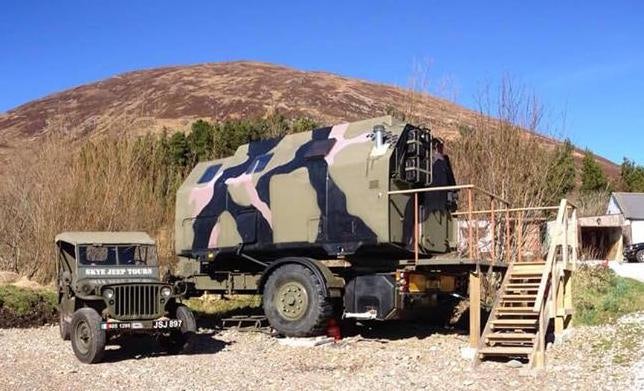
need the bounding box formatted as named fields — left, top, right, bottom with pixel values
left=56, top=232, right=196, bottom=363
left=173, top=116, right=462, bottom=336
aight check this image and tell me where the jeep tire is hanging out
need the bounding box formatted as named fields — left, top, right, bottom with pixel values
left=70, top=308, right=106, bottom=364
left=58, top=309, right=70, bottom=341
left=263, top=263, right=333, bottom=337
left=159, top=305, right=196, bottom=354
left=636, top=250, right=644, bottom=263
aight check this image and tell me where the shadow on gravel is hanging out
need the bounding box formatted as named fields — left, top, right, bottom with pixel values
left=100, top=331, right=231, bottom=363
left=340, top=300, right=492, bottom=341
left=190, top=298, right=493, bottom=342
left=193, top=305, right=265, bottom=330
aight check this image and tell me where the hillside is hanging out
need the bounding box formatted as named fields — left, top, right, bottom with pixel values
left=0, top=61, right=618, bottom=176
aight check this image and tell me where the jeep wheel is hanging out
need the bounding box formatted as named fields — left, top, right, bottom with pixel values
left=70, top=308, right=106, bottom=364
left=636, top=250, right=644, bottom=263
left=58, top=310, right=70, bottom=341
left=263, top=263, right=333, bottom=337
left=159, top=305, right=196, bottom=354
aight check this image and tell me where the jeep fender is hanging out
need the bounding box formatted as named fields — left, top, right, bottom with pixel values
left=259, top=257, right=344, bottom=297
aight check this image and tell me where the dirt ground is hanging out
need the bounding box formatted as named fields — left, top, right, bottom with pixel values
left=0, top=314, right=642, bottom=391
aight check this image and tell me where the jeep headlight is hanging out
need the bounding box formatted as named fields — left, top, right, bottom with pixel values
left=102, top=288, right=114, bottom=300
left=161, top=286, right=172, bottom=298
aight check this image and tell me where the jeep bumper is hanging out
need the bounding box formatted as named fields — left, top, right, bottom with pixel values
left=100, top=317, right=183, bottom=331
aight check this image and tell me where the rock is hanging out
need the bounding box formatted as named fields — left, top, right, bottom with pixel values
left=460, top=347, right=476, bottom=360
left=506, top=359, right=523, bottom=368
left=276, top=336, right=334, bottom=347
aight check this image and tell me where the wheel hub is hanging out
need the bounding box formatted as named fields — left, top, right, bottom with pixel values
left=75, top=321, right=91, bottom=354
left=275, top=281, right=308, bottom=321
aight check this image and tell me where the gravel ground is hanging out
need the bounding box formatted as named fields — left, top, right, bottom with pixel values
left=0, top=316, right=642, bottom=391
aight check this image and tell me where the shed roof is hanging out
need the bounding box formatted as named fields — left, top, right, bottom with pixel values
left=611, top=192, right=644, bottom=220
left=55, top=232, right=155, bottom=245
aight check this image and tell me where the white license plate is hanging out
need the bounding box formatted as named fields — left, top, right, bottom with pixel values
left=153, top=319, right=183, bottom=329
left=101, top=322, right=143, bottom=330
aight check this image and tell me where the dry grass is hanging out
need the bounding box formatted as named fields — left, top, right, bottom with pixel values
left=0, top=134, right=183, bottom=281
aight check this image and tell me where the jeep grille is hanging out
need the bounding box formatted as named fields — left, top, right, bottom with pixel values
left=112, top=284, right=162, bottom=320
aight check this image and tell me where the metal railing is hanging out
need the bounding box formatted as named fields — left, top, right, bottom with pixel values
left=388, top=184, right=510, bottom=264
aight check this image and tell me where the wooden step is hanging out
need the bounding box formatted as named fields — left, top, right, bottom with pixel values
left=478, top=346, right=533, bottom=355
left=491, top=320, right=537, bottom=329
left=496, top=312, right=538, bottom=317
left=502, top=294, right=537, bottom=300
left=505, top=289, right=539, bottom=294
left=506, top=282, right=541, bottom=289
left=512, top=264, right=545, bottom=269
left=501, top=301, right=536, bottom=305
left=491, top=319, right=537, bottom=325
left=513, top=261, right=546, bottom=265
left=511, top=270, right=544, bottom=276
left=496, top=306, right=536, bottom=312
left=486, top=332, right=536, bottom=340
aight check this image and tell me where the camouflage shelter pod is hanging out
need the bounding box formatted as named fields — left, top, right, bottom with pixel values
left=175, top=116, right=455, bottom=262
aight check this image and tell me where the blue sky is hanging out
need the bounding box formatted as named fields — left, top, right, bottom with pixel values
left=1, top=1, right=643, bottom=163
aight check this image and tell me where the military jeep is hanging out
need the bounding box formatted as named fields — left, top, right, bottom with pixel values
left=56, top=232, right=196, bottom=363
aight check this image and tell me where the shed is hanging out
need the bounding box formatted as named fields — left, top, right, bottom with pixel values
left=606, top=192, right=644, bottom=244
left=577, top=192, right=644, bottom=261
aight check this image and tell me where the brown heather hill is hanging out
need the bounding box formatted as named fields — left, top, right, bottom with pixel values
left=0, top=61, right=618, bottom=177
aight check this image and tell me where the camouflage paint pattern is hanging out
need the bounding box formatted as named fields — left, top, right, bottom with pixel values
left=175, top=116, right=453, bottom=260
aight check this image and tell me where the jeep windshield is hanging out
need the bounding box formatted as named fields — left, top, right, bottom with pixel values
left=78, top=245, right=158, bottom=266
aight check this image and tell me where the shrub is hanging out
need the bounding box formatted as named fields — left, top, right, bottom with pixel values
left=0, top=285, right=57, bottom=328
left=573, top=264, right=644, bottom=325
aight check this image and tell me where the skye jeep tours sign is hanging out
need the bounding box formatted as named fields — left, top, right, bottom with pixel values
left=81, top=267, right=154, bottom=277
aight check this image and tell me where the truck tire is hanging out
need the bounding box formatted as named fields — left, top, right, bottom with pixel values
left=159, top=305, right=196, bottom=354
left=58, top=310, right=70, bottom=341
left=70, top=308, right=106, bottom=364
left=263, top=263, right=333, bottom=337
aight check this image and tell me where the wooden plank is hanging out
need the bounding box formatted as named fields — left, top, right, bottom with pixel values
left=479, top=347, right=533, bottom=355
left=496, top=306, right=535, bottom=311
left=496, top=312, right=539, bottom=316
left=533, top=199, right=567, bottom=313
left=491, top=319, right=537, bottom=325
left=506, top=288, right=539, bottom=293
left=487, top=333, right=536, bottom=339
left=503, top=294, right=537, bottom=299
left=469, top=271, right=481, bottom=348
left=507, top=283, right=540, bottom=287
left=512, top=270, right=544, bottom=276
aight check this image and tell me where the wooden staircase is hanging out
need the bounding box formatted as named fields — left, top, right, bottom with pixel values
left=477, top=262, right=544, bottom=361
left=475, top=199, right=578, bottom=368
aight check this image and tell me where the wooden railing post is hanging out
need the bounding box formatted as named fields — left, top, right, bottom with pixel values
left=517, top=211, right=524, bottom=262
left=469, top=267, right=481, bottom=348
left=490, top=198, right=496, bottom=263
left=505, top=208, right=510, bottom=263
left=467, top=188, right=474, bottom=259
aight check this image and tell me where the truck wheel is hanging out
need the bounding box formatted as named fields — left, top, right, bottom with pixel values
left=637, top=250, right=644, bottom=263
left=58, top=310, right=70, bottom=341
left=159, top=305, right=196, bottom=354
left=263, top=264, right=333, bottom=337
left=70, top=308, right=106, bottom=364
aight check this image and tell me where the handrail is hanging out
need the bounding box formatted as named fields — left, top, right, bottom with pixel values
left=451, top=205, right=562, bottom=216
left=387, top=184, right=510, bottom=206
left=532, top=199, right=569, bottom=312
